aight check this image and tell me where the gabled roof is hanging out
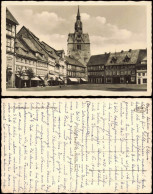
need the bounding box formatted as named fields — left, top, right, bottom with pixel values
left=17, top=26, right=48, bottom=62
left=22, top=37, right=39, bottom=53
left=41, top=41, right=58, bottom=59
left=106, top=49, right=143, bottom=66
left=6, top=8, right=19, bottom=25
left=87, top=53, right=110, bottom=66
left=65, top=56, right=85, bottom=67
left=137, top=49, right=147, bottom=64
left=15, top=38, right=37, bottom=60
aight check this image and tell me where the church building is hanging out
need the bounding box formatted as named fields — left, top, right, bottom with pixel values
left=67, top=6, right=90, bottom=66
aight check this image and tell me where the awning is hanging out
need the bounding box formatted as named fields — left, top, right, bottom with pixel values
left=48, top=74, right=56, bottom=80
left=81, top=78, right=87, bottom=82
left=68, top=78, right=79, bottom=82
left=59, top=77, right=63, bottom=80
left=31, top=77, right=40, bottom=81
left=58, top=78, right=63, bottom=82
left=39, top=76, right=45, bottom=80
left=21, top=75, right=29, bottom=80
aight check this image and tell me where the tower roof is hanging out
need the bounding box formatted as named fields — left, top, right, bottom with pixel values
left=76, top=5, right=81, bottom=20
left=77, top=6, right=80, bottom=18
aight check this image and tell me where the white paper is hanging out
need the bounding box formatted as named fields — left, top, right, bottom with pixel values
left=1, top=98, right=152, bottom=193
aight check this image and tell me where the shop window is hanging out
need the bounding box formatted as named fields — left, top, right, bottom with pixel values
left=131, top=77, right=135, bottom=82
left=106, top=78, right=112, bottom=83
left=120, top=77, right=124, bottom=83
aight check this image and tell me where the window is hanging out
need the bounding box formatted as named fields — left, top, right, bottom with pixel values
left=106, top=78, right=112, bottom=83
left=117, top=71, right=120, bottom=75
left=113, top=71, right=116, bottom=75
left=120, top=71, right=124, bottom=75
left=21, top=58, right=25, bottom=63
left=16, top=57, right=21, bottom=62
left=6, top=38, right=14, bottom=52
left=124, top=70, right=127, bottom=75
left=6, top=23, right=15, bottom=36
left=120, top=77, right=124, bottom=83
left=77, top=45, right=81, bottom=50
left=128, top=70, right=131, bottom=75
left=131, top=77, right=135, bottom=82
left=143, top=79, right=147, bottom=83
left=131, top=70, right=135, bottom=75
left=138, top=73, right=141, bottom=76
left=142, top=73, right=145, bottom=76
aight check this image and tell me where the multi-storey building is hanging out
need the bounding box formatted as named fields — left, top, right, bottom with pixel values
left=87, top=54, right=110, bottom=84
left=65, top=56, right=86, bottom=84
left=15, top=37, right=39, bottom=88
left=136, top=50, right=147, bottom=84
left=105, top=49, right=147, bottom=84
left=16, top=26, right=49, bottom=86
left=87, top=49, right=147, bottom=84
left=15, top=26, right=67, bottom=87
left=41, top=42, right=67, bottom=85
left=67, top=6, right=90, bottom=80
left=6, top=8, right=19, bottom=88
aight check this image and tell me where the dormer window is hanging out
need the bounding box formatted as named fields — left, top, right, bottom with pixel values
left=123, top=55, right=130, bottom=62
left=110, top=56, right=117, bottom=63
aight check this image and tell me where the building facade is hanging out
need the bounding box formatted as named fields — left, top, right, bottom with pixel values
left=87, top=49, right=147, bottom=84
left=87, top=54, right=110, bottom=84
left=65, top=56, right=86, bottom=84
left=15, top=37, right=38, bottom=88
left=67, top=6, right=90, bottom=67
left=41, top=42, right=67, bottom=85
left=6, top=8, right=19, bottom=88
left=16, top=26, right=49, bottom=84
left=136, top=52, right=147, bottom=84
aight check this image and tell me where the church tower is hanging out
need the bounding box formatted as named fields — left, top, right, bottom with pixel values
left=67, top=6, right=90, bottom=66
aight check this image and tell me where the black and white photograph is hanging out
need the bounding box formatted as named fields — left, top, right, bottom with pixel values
left=1, top=1, right=152, bottom=96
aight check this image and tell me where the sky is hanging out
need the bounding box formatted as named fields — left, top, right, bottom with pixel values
left=7, top=4, right=147, bottom=55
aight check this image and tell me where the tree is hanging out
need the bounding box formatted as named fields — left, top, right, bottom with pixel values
left=26, top=68, right=35, bottom=87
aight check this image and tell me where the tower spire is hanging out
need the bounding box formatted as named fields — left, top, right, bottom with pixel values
left=77, top=6, right=80, bottom=17
left=77, top=5, right=80, bottom=20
